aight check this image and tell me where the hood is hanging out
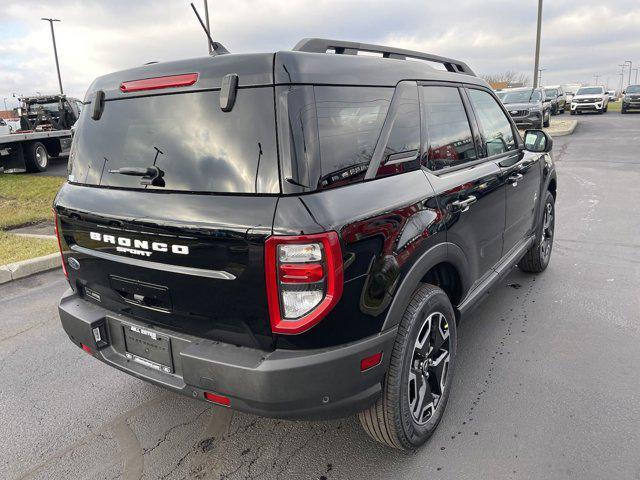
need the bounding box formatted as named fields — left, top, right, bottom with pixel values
left=503, top=101, right=542, bottom=110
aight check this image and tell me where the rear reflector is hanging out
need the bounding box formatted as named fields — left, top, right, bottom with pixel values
left=279, top=263, right=324, bottom=283
left=81, top=343, right=93, bottom=355
left=120, top=73, right=198, bottom=93
left=360, top=352, right=383, bottom=371
left=204, top=392, right=231, bottom=407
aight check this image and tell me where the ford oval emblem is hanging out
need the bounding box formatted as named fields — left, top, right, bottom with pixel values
left=68, top=257, right=81, bottom=270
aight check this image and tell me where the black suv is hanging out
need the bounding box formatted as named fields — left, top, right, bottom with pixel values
left=54, top=39, right=557, bottom=450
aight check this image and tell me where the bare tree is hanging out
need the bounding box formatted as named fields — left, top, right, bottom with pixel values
left=481, top=71, right=530, bottom=88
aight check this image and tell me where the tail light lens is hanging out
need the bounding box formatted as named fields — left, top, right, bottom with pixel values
left=265, top=232, right=343, bottom=334
left=53, top=209, right=68, bottom=278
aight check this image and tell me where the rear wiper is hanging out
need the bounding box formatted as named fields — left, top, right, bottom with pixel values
left=109, top=166, right=165, bottom=187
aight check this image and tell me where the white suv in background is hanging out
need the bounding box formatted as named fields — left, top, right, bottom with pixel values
left=570, top=86, right=609, bottom=114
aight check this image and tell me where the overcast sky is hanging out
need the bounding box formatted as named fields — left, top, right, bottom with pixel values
left=2, top=0, right=640, bottom=108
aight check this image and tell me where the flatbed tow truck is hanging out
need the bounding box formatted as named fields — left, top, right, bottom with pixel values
left=0, top=94, right=82, bottom=173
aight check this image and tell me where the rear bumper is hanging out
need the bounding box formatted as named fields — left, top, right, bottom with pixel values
left=58, top=289, right=396, bottom=419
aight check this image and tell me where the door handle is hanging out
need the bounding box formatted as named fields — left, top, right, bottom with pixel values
left=449, top=195, right=477, bottom=213
left=507, top=173, right=523, bottom=186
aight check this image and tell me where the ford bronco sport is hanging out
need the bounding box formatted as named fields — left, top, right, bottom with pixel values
left=54, top=38, right=557, bottom=450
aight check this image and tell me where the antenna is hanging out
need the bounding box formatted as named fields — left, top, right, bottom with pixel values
left=190, top=2, right=229, bottom=55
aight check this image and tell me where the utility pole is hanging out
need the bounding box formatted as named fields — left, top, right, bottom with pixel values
left=532, top=0, right=543, bottom=88
left=41, top=18, right=63, bottom=94
left=619, top=64, right=626, bottom=90
left=593, top=74, right=600, bottom=85
left=538, top=68, right=546, bottom=86
left=204, top=0, right=212, bottom=55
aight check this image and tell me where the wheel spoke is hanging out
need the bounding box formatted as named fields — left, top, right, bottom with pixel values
left=430, top=313, right=449, bottom=351
left=429, top=349, right=450, bottom=397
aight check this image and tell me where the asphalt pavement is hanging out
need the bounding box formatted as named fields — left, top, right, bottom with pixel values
left=1, top=110, right=639, bottom=480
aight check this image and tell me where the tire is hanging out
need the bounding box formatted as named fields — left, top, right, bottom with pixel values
left=603, top=104, right=608, bottom=113
left=621, top=108, right=627, bottom=114
left=519, top=191, right=555, bottom=273
left=570, top=110, right=576, bottom=116
left=24, top=141, right=49, bottom=173
left=358, top=284, right=457, bottom=450
left=543, top=111, right=550, bottom=128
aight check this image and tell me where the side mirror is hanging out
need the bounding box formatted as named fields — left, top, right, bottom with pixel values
left=524, top=129, right=553, bottom=153
left=622, top=90, right=626, bottom=95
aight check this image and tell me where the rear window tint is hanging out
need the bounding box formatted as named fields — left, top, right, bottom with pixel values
left=70, top=87, right=279, bottom=194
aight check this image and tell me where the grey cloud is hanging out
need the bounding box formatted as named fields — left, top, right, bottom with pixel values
left=1, top=0, right=639, bottom=106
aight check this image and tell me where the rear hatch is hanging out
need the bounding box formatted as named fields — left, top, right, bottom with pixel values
left=55, top=54, right=279, bottom=349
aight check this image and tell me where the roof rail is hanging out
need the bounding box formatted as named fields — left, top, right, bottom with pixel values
left=292, top=38, right=475, bottom=76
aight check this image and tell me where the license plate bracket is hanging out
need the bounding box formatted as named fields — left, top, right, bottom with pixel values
left=123, top=325, right=173, bottom=373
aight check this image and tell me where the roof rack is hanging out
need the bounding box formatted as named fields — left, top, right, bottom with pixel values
left=293, top=38, right=475, bottom=76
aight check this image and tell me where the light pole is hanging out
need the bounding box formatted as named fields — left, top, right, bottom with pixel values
left=593, top=74, right=600, bottom=85
left=41, top=18, right=63, bottom=95
left=633, top=68, right=639, bottom=84
left=619, top=64, right=626, bottom=90
left=3, top=98, right=7, bottom=110
left=538, top=68, right=546, bottom=86
left=624, top=60, right=632, bottom=89
left=532, top=0, right=543, bottom=88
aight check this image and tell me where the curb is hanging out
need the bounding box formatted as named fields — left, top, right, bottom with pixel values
left=0, top=253, right=61, bottom=285
left=547, top=119, right=578, bottom=137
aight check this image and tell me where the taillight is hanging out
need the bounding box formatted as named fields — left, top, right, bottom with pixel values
left=265, top=232, right=343, bottom=335
left=53, top=209, right=68, bottom=278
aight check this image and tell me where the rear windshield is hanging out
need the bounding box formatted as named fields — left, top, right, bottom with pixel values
left=70, top=88, right=278, bottom=193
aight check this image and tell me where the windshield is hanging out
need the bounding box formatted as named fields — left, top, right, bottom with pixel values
left=576, top=87, right=603, bottom=95
left=28, top=102, right=60, bottom=113
left=544, top=89, right=557, bottom=97
left=502, top=90, right=541, bottom=104
left=626, top=85, right=640, bottom=93
left=70, top=88, right=279, bottom=193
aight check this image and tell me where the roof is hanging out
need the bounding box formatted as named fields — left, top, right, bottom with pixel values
left=85, top=40, right=487, bottom=102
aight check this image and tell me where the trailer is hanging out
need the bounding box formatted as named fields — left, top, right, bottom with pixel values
left=0, top=129, right=72, bottom=173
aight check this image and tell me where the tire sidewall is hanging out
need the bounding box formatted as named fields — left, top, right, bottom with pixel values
left=396, top=288, right=457, bottom=448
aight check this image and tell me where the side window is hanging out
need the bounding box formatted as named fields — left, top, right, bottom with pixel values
left=314, top=86, right=392, bottom=189
left=376, top=84, right=421, bottom=178
left=467, top=89, right=516, bottom=157
left=422, top=86, right=477, bottom=171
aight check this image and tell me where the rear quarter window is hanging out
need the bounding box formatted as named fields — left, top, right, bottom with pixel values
left=278, top=86, right=393, bottom=191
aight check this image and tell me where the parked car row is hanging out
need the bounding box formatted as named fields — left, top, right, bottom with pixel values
left=495, top=82, right=638, bottom=123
